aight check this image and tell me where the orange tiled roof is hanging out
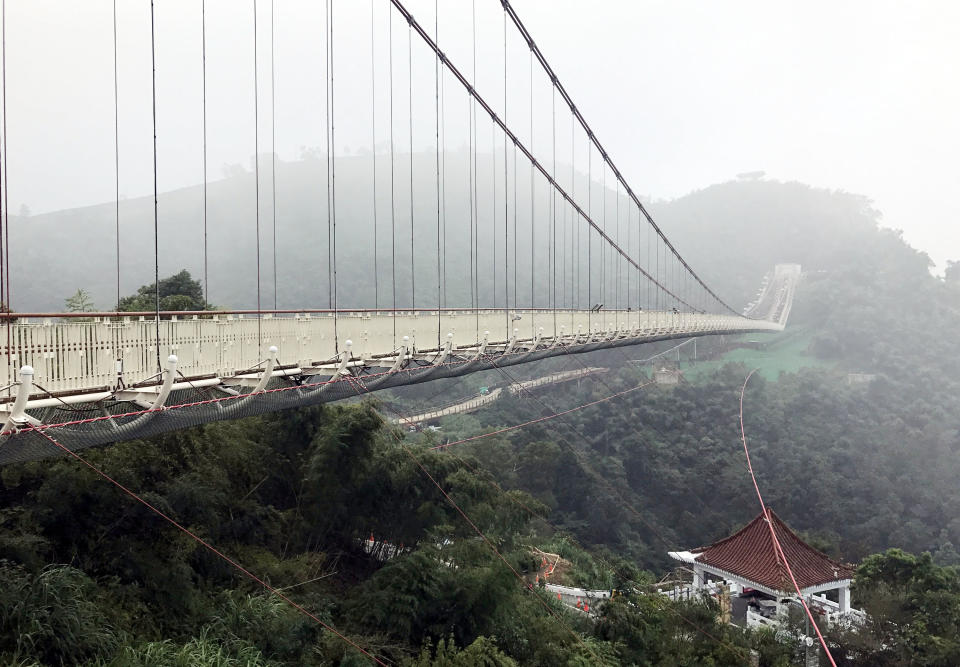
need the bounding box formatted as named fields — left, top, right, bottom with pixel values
left=690, top=509, right=854, bottom=592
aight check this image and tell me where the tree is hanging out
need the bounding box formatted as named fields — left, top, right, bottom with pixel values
left=945, top=260, right=960, bottom=285
left=831, top=549, right=960, bottom=665
left=65, top=288, right=95, bottom=313
left=117, top=269, right=209, bottom=312
left=408, top=636, right=518, bottom=666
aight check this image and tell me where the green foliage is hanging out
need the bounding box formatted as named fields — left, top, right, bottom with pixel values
left=1, top=403, right=652, bottom=666
left=827, top=549, right=960, bottom=665
left=64, top=288, right=95, bottom=313
left=406, top=636, right=517, bottom=666
left=7, top=178, right=959, bottom=664
left=92, top=628, right=274, bottom=667
left=0, top=562, right=118, bottom=665
left=117, top=269, right=208, bottom=312
left=593, top=593, right=754, bottom=666
left=944, top=259, right=959, bottom=284
left=374, top=179, right=960, bottom=665
left=207, top=593, right=318, bottom=662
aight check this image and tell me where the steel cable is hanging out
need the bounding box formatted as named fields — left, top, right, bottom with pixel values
left=500, top=0, right=736, bottom=316
left=201, top=0, right=209, bottom=305
left=113, top=0, right=120, bottom=309
left=149, top=0, right=160, bottom=371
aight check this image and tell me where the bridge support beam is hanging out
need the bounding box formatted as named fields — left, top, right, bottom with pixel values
left=218, top=347, right=280, bottom=417
left=152, top=355, right=180, bottom=411
left=114, top=355, right=181, bottom=409
left=2, top=366, right=42, bottom=432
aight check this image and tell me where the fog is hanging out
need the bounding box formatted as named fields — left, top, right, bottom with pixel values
left=3, top=0, right=958, bottom=270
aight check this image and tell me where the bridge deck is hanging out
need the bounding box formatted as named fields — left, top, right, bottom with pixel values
left=0, top=265, right=800, bottom=463
left=0, top=309, right=780, bottom=397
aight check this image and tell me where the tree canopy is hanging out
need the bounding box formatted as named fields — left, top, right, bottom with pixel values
left=117, top=269, right=209, bottom=312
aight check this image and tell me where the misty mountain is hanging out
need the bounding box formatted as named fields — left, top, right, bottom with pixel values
left=3, top=152, right=807, bottom=314
left=13, top=150, right=651, bottom=313
left=16, top=153, right=957, bottom=385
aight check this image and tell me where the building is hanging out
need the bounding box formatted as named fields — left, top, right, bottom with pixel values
left=669, top=510, right=863, bottom=630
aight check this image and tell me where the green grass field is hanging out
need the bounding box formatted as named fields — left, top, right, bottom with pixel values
left=681, top=328, right=832, bottom=382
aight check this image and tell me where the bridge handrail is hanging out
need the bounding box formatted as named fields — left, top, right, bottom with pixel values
left=0, top=306, right=717, bottom=320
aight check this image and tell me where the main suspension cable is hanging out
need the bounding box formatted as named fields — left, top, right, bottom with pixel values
left=500, top=0, right=739, bottom=316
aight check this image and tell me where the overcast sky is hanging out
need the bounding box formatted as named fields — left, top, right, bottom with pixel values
left=3, top=0, right=959, bottom=270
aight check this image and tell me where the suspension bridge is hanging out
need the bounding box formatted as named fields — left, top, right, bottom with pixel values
left=0, top=1, right=798, bottom=464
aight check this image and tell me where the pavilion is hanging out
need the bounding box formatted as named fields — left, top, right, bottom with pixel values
left=669, top=509, right=856, bottom=624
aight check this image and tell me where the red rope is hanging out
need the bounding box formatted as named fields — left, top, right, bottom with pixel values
left=33, top=428, right=388, bottom=666
left=738, top=370, right=837, bottom=667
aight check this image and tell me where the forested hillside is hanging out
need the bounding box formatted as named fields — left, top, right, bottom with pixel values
left=0, top=405, right=799, bottom=665
left=3, top=175, right=960, bottom=664
left=382, top=177, right=960, bottom=662
left=8, top=151, right=644, bottom=312
left=400, top=179, right=960, bottom=567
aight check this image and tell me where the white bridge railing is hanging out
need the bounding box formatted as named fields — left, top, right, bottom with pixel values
left=0, top=308, right=781, bottom=397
